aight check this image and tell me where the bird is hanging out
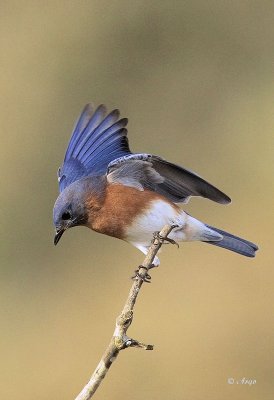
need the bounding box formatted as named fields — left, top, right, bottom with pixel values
left=53, top=103, right=258, bottom=266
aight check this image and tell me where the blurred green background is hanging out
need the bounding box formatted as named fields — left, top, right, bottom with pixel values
left=1, top=2, right=273, bottom=399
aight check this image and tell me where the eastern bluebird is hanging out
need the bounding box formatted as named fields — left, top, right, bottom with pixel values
left=53, top=104, right=258, bottom=265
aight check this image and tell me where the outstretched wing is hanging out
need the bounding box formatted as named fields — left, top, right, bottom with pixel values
left=58, top=104, right=131, bottom=192
left=107, top=154, right=231, bottom=204
left=58, top=104, right=230, bottom=204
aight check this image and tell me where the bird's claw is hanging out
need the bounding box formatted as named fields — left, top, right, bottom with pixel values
left=152, top=231, right=179, bottom=248
left=131, top=265, right=152, bottom=283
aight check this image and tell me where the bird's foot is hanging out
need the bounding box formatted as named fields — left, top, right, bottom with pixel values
left=132, top=265, right=152, bottom=283
left=153, top=229, right=179, bottom=248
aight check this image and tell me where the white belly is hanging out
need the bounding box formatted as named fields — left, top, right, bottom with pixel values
left=125, top=199, right=186, bottom=245
left=124, top=199, right=221, bottom=265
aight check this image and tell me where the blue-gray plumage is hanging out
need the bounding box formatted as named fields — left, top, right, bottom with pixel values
left=53, top=104, right=258, bottom=260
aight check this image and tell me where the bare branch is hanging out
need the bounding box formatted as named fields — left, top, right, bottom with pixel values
left=74, top=224, right=176, bottom=400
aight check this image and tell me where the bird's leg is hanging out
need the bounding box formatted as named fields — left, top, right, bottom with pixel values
left=152, top=225, right=179, bottom=248
left=130, top=243, right=157, bottom=282
left=130, top=228, right=178, bottom=282
left=147, top=255, right=160, bottom=270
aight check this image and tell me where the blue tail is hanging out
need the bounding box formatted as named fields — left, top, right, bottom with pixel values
left=203, top=225, right=258, bottom=257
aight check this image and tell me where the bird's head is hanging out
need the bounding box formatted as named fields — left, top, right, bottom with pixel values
left=53, top=183, right=89, bottom=245
left=53, top=176, right=106, bottom=245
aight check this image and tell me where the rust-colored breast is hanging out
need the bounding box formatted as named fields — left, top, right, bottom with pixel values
left=85, top=184, right=172, bottom=239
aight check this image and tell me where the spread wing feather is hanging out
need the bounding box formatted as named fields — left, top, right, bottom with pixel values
left=58, top=104, right=231, bottom=204
left=58, top=104, right=131, bottom=191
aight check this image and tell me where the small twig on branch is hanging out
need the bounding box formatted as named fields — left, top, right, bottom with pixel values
left=74, top=224, right=176, bottom=400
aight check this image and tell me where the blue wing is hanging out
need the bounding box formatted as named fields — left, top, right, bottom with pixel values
left=58, top=103, right=230, bottom=205
left=58, top=104, right=131, bottom=191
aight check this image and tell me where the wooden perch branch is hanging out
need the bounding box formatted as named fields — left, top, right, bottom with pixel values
left=74, top=224, right=176, bottom=400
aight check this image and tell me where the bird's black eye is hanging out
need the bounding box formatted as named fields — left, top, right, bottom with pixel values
left=61, top=211, right=71, bottom=220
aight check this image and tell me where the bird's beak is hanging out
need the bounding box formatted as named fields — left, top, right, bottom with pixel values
left=54, top=227, right=65, bottom=245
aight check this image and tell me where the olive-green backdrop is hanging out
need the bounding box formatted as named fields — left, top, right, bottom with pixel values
left=1, top=2, right=273, bottom=399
